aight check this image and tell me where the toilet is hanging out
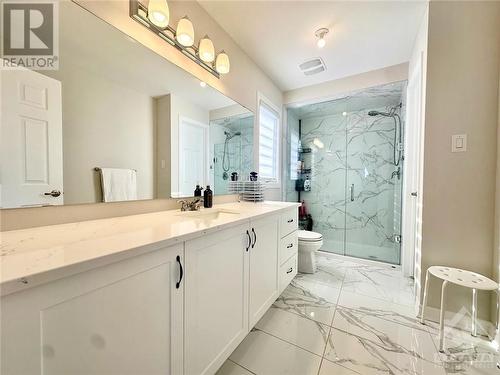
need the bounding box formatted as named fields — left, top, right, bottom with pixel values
left=297, top=230, right=323, bottom=273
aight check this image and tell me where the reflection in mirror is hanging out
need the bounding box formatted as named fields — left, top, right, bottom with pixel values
left=0, top=1, right=253, bottom=209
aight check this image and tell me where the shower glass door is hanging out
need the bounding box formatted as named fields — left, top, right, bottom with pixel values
left=344, top=98, right=402, bottom=264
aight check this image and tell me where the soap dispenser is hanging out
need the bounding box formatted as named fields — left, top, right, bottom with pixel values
left=203, top=185, right=213, bottom=208
left=194, top=185, right=203, bottom=197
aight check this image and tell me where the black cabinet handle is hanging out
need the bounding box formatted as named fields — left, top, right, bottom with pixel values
left=287, top=219, right=294, bottom=223
left=246, top=230, right=251, bottom=252
left=286, top=243, right=293, bottom=249
left=176, top=255, right=183, bottom=289
left=251, top=228, right=257, bottom=248
left=287, top=267, right=293, bottom=274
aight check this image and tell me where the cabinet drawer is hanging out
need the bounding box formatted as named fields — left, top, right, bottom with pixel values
left=279, top=255, right=297, bottom=294
left=280, top=209, right=298, bottom=238
left=279, top=231, right=298, bottom=265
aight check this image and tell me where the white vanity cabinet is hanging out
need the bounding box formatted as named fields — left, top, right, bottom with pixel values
left=248, top=214, right=280, bottom=327
left=0, top=243, right=184, bottom=375
left=184, top=222, right=250, bottom=375
left=184, top=215, right=280, bottom=375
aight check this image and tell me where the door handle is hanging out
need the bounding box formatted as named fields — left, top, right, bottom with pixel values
left=286, top=267, right=293, bottom=274
left=286, top=243, right=293, bottom=249
left=44, top=190, right=61, bottom=197
left=176, top=255, right=183, bottom=289
left=411, top=192, right=418, bottom=197
left=245, top=230, right=251, bottom=252
left=251, top=228, right=257, bottom=248
left=350, top=184, right=354, bottom=202
left=287, top=219, right=294, bottom=223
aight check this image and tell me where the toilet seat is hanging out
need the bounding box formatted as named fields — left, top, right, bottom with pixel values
left=298, top=230, right=323, bottom=243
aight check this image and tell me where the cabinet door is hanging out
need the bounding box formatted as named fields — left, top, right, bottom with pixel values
left=1, top=244, right=184, bottom=375
left=248, top=215, right=279, bottom=327
left=185, top=223, right=249, bottom=375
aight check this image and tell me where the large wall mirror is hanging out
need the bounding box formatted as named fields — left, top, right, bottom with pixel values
left=0, top=1, right=254, bottom=209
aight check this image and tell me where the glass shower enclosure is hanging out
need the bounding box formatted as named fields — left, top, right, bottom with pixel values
left=285, top=82, right=406, bottom=264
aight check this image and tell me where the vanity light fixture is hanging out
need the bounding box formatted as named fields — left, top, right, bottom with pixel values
left=215, top=50, right=230, bottom=74
left=147, top=0, right=169, bottom=28
left=176, top=16, right=194, bottom=47
left=130, top=0, right=230, bottom=78
left=315, top=28, right=329, bottom=49
left=199, top=35, right=215, bottom=63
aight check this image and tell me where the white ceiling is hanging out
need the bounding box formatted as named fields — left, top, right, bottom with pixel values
left=57, top=1, right=236, bottom=111
left=199, top=1, right=427, bottom=91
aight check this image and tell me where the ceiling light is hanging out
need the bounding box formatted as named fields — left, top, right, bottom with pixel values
left=200, top=81, right=207, bottom=88
left=199, top=35, right=215, bottom=63
left=176, top=16, right=194, bottom=47
left=342, top=111, right=347, bottom=116
left=148, top=0, right=170, bottom=29
left=215, top=51, right=230, bottom=74
left=315, top=28, right=329, bottom=49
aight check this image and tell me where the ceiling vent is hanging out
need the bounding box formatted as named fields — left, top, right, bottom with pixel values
left=299, top=58, right=326, bottom=76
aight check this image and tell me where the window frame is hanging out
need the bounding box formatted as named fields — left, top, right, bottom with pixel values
left=255, top=93, right=281, bottom=188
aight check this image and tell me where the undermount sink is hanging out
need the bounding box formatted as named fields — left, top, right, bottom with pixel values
left=175, top=208, right=240, bottom=220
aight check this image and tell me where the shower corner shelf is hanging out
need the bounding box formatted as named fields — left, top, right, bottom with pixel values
left=298, top=148, right=312, bottom=154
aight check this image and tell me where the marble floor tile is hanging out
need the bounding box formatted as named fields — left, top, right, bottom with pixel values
left=430, top=334, right=500, bottom=374
left=318, top=358, right=360, bottom=374
left=324, top=304, right=444, bottom=374
left=216, top=360, right=255, bottom=375
left=337, top=290, right=422, bottom=330
left=294, top=263, right=345, bottom=288
left=273, top=279, right=340, bottom=326
left=255, top=306, right=331, bottom=356
left=342, top=266, right=415, bottom=305
left=229, top=329, right=322, bottom=375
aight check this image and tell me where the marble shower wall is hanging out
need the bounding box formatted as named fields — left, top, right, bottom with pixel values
left=286, top=81, right=406, bottom=264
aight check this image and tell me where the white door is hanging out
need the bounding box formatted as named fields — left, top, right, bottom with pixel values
left=402, top=53, right=423, bottom=278
left=248, top=215, right=279, bottom=327
left=184, top=223, right=249, bottom=375
left=1, top=67, right=63, bottom=208
left=1, top=244, right=184, bottom=375
left=178, top=116, right=208, bottom=197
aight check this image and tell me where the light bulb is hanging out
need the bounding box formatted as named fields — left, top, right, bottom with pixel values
left=199, top=81, right=207, bottom=88
left=199, top=35, right=215, bottom=63
left=215, top=51, right=230, bottom=74
left=176, top=16, right=194, bottom=47
left=317, top=37, right=326, bottom=49
left=148, top=0, right=170, bottom=28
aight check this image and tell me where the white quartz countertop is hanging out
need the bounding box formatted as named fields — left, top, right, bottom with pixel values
left=0, top=201, right=299, bottom=285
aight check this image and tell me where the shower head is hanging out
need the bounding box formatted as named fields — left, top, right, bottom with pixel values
left=224, top=131, right=241, bottom=140
left=368, top=110, right=392, bottom=117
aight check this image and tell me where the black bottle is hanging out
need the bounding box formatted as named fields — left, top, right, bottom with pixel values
left=194, top=185, right=203, bottom=197
left=203, top=185, right=213, bottom=208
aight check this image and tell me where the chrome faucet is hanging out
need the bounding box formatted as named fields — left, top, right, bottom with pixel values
left=179, top=198, right=203, bottom=211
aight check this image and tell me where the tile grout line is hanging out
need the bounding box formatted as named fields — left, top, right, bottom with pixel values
left=226, top=358, right=257, bottom=375
left=253, top=328, right=324, bottom=359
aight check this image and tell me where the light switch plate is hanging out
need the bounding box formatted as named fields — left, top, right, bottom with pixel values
left=452, top=134, right=467, bottom=152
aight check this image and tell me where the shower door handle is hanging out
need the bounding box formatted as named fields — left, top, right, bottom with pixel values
left=350, top=184, right=355, bottom=202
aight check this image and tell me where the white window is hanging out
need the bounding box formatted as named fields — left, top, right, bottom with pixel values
left=258, top=100, right=280, bottom=183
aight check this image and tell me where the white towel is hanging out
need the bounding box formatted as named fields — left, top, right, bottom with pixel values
left=99, top=168, right=137, bottom=202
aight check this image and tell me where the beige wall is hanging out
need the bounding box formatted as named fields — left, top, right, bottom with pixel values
left=283, top=63, right=408, bottom=106
left=44, top=64, right=156, bottom=204
left=420, top=1, right=500, bottom=320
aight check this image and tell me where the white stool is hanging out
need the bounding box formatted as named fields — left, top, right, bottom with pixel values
left=420, top=266, right=499, bottom=353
